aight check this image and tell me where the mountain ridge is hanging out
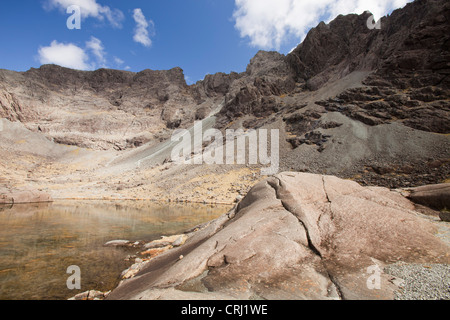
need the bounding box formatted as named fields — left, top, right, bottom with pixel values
left=0, top=0, right=449, bottom=197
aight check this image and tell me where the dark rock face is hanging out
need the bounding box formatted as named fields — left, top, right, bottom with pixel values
left=287, top=13, right=380, bottom=83
left=201, top=72, right=241, bottom=97
left=214, top=0, right=449, bottom=134
left=217, top=51, right=296, bottom=121
left=288, top=0, right=450, bottom=90
left=317, top=85, right=450, bottom=133
left=312, top=0, right=450, bottom=134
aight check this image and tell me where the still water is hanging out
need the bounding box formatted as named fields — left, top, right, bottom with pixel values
left=0, top=200, right=230, bottom=300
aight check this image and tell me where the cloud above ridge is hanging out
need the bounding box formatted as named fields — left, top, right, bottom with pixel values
left=38, top=41, right=90, bottom=70
left=233, top=0, right=412, bottom=50
left=38, top=37, right=109, bottom=70
left=133, top=8, right=155, bottom=47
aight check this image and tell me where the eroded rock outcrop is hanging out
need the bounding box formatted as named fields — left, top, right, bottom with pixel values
left=0, top=187, right=52, bottom=204
left=0, top=65, right=210, bottom=150
left=314, top=0, right=450, bottom=134
left=106, top=173, right=449, bottom=300
left=406, top=183, right=450, bottom=211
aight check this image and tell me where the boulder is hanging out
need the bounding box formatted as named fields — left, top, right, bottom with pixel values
left=107, top=173, right=449, bottom=300
left=143, top=234, right=188, bottom=250
left=439, top=211, right=450, bottom=222
left=0, top=187, right=52, bottom=204
left=406, top=183, right=450, bottom=211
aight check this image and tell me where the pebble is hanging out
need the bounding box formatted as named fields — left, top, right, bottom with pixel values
left=103, top=240, right=130, bottom=247
left=172, top=235, right=187, bottom=247
left=384, top=263, right=450, bottom=300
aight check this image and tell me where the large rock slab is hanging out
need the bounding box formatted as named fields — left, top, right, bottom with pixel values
left=406, top=183, right=450, bottom=211
left=107, top=173, right=449, bottom=300
left=0, top=187, right=52, bottom=204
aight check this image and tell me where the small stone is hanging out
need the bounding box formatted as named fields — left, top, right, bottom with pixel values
left=389, top=277, right=405, bottom=287
left=88, top=290, right=105, bottom=300
left=140, top=245, right=172, bottom=258
left=104, top=240, right=130, bottom=247
left=172, top=235, right=187, bottom=247
left=144, top=241, right=171, bottom=249
left=73, top=291, right=90, bottom=300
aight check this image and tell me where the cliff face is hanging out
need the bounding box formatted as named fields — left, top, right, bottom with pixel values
left=220, top=0, right=449, bottom=132
left=1, top=0, right=448, bottom=145
left=313, top=0, right=450, bottom=133
left=0, top=65, right=206, bottom=150
left=288, top=0, right=450, bottom=88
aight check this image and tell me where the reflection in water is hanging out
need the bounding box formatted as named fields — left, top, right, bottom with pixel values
left=0, top=200, right=230, bottom=300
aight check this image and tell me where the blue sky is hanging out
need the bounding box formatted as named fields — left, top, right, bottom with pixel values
left=0, top=0, right=411, bottom=84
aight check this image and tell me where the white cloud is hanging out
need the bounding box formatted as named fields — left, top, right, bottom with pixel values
left=86, top=36, right=107, bottom=67
left=38, top=37, right=110, bottom=70
left=233, top=0, right=412, bottom=50
left=114, top=57, right=124, bottom=66
left=45, top=0, right=124, bottom=28
left=184, top=75, right=193, bottom=85
left=38, top=40, right=91, bottom=70
left=113, top=57, right=130, bottom=70
left=133, top=8, right=154, bottom=47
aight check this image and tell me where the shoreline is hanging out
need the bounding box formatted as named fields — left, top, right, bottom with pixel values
left=69, top=212, right=229, bottom=301
left=53, top=197, right=236, bottom=206
left=71, top=174, right=450, bottom=301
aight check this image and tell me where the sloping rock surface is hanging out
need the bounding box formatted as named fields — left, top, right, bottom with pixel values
left=407, top=183, right=450, bottom=210
left=107, top=173, right=449, bottom=300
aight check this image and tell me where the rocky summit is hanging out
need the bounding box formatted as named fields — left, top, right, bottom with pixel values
left=0, top=0, right=449, bottom=300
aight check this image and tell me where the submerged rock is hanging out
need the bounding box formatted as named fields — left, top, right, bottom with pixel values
left=103, top=240, right=130, bottom=247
